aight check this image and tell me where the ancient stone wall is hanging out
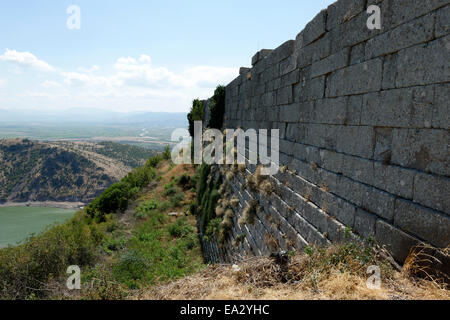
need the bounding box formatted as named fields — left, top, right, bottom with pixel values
left=203, top=0, right=449, bottom=264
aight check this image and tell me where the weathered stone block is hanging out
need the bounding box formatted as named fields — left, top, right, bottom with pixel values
left=392, top=129, right=449, bottom=176
left=350, top=42, right=366, bottom=65
left=346, top=95, right=362, bottom=125
left=273, top=40, right=295, bottom=63
left=326, top=0, right=366, bottom=31
left=311, top=48, right=349, bottom=78
left=252, top=49, right=273, bottom=66
left=303, top=10, right=327, bottom=46
left=336, top=126, right=375, bottom=158
left=276, top=86, right=293, bottom=105
left=341, top=154, right=375, bottom=185
left=326, top=58, right=383, bottom=97
left=382, top=0, right=448, bottom=29
left=373, top=127, right=393, bottom=163
left=362, top=86, right=434, bottom=128
left=365, top=13, right=435, bottom=59
left=373, top=163, right=415, bottom=199
left=285, top=123, right=308, bottom=143
left=321, top=192, right=356, bottom=227
left=354, top=209, right=377, bottom=239
left=432, top=83, right=450, bottom=129
left=395, top=37, right=450, bottom=88
left=394, top=199, right=450, bottom=248
left=279, top=55, right=297, bottom=76
left=297, top=34, right=331, bottom=68
left=381, top=53, right=398, bottom=90
left=319, top=149, right=344, bottom=174
left=435, top=4, right=450, bottom=37
left=279, top=103, right=301, bottom=123
left=305, top=124, right=337, bottom=150
left=362, top=187, right=396, bottom=221
left=375, top=220, right=420, bottom=263
left=313, top=97, right=347, bottom=124
left=413, top=173, right=450, bottom=214
left=295, top=76, right=325, bottom=103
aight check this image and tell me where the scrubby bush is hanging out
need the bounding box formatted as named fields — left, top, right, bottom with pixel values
left=86, top=164, right=156, bottom=221
left=208, top=85, right=226, bottom=130
left=187, top=99, right=205, bottom=137
left=0, top=212, right=105, bottom=299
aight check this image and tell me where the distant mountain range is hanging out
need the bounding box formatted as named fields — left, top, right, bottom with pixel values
left=0, top=109, right=188, bottom=127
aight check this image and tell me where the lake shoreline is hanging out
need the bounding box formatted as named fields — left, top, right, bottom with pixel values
left=0, top=201, right=86, bottom=210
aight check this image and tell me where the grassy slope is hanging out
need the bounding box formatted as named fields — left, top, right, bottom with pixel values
left=0, top=158, right=205, bottom=300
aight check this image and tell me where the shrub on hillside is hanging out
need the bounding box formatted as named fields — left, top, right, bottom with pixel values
left=187, top=99, right=204, bottom=137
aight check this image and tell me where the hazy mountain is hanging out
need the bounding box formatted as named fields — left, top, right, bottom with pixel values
left=0, top=109, right=188, bottom=127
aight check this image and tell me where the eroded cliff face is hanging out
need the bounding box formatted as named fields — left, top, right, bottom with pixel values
left=198, top=0, right=450, bottom=264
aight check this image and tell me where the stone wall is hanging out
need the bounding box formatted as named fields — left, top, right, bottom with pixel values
left=202, top=0, right=449, bottom=264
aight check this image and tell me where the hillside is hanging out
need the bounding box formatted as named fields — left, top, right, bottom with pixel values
left=0, top=139, right=157, bottom=204
left=0, top=158, right=447, bottom=300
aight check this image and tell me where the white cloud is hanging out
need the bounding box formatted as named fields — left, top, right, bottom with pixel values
left=1, top=50, right=239, bottom=112
left=0, top=49, right=54, bottom=72
left=0, top=79, right=5, bottom=87
left=41, top=80, right=62, bottom=88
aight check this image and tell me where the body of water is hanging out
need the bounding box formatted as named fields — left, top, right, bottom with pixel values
left=0, top=206, right=76, bottom=248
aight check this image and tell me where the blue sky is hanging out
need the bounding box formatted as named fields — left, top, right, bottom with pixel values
left=0, top=0, right=335, bottom=113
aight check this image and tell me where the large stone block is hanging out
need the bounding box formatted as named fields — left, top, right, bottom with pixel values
left=435, top=4, right=450, bottom=37
left=321, top=192, right=356, bottom=228
left=313, top=97, right=348, bottom=124
left=432, top=83, right=450, bottom=129
left=303, top=10, right=327, bottom=46
left=349, top=42, right=366, bottom=65
left=319, top=149, right=344, bottom=174
left=276, top=86, right=293, bottom=105
left=395, top=36, right=450, bottom=88
left=375, top=220, right=420, bottom=263
left=294, top=76, right=325, bottom=103
left=365, top=13, right=435, bottom=59
left=373, top=162, right=415, bottom=199
left=329, top=11, right=381, bottom=54
left=311, top=48, right=349, bottom=78
left=326, top=0, right=366, bottom=31
left=361, top=187, right=396, bottom=221
left=273, top=40, right=295, bottom=63
left=413, top=173, right=450, bottom=214
left=382, top=0, right=448, bottom=29
left=279, top=103, right=301, bottom=123
left=391, top=129, right=449, bottom=176
left=354, top=209, right=377, bottom=239
left=252, top=49, right=273, bottom=66
left=381, top=53, right=398, bottom=90
left=305, top=124, right=338, bottom=150
left=336, top=126, right=375, bottom=158
left=361, top=86, right=434, bottom=128
left=285, top=123, right=308, bottom=143
left=373, top=127, right=393, bottom=163
left=394, top=199, right=450, bottom=248
left=326, top=58, right=383, bottom=97
left=341, top=154, right=375, bottom=185
left=296, top=34, right=331, bottom=68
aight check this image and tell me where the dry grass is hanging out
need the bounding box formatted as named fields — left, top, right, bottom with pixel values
left=138, top=244, right=450, bottom=301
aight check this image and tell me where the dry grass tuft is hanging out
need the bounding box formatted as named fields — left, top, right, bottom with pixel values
left=239, top=200, right=259, bottom=226
left=140, top=243, right=450, bottom=301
